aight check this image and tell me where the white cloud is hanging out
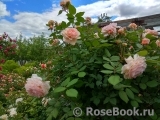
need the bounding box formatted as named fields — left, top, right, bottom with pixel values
left=0, top=0, right=160, bottom=38
left=0, top=1, right=10, bottom=17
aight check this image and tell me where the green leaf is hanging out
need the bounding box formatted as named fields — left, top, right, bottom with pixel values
left=92, top=40, right=100, bottom=47
left=103, top=56, right=110, bottom=61
left=136, top=43, right=143, bottom=48
left=101, top=70, right=113, bottom=74
left=103, top=97, right=110, bottom=104
left=146, top=34, right=158, bottom=40
left=66, top=89, right=78, bottom=98
left=150, top=112, right=157, bottom=120
left=75, top=12, right=84, bottom=17
left=109, top=98, right=117, bottom=105
left=93, top=98, right=100, bottom=105
left=103, top=64, right=114, bottom=70
left=46, top=114, right=53, bottom=120
left=131, top=100, right=139, bottom=107
left=61, top=77, right=70, bottom=86
left=119, top=90, right=129, bottom=103
left=68, top=4, right=76, bottom=15
left=58, top=10, right=63, bottom=15
left=66, top=78, right=78, bottom=87
left=61, top=21, right=67, bottom=28
left=108, top=75, right=120, bottom=86
left=78, top=72, right=86, bottom=77
left=125, top=88, right=134, bottom=99
left=67, top=117, right=75, bottom=120
left=146, top=80, right=158, bottom=87
left=137, top=50, right=148, bottom=56
left=139, top=83, right=147, bottom=89
left=54, top=87, right=66, bottom=93
left=105, top=49, right=111, bottom=57
left=126, top=31, right=139, bottom=41
left=52, top=108, right=59, bottom=118
left=96, top=81, right=102, bottom=86
left=110, top=56, right=120, bottom=61
left=129, top=87, right=139, bottom=93
left=71, top=71, right=79, bottom=75
left=75, top=118, right=83, bottom=120
left=113, top=84, right=131, bottom=90
left=79, top=65, right=86, bottom=71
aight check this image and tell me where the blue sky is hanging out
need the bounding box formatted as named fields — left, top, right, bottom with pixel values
left=0, top=0, right=160, bottom=38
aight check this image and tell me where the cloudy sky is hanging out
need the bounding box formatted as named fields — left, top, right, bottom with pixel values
left=0, top=0, right=160, bottom=39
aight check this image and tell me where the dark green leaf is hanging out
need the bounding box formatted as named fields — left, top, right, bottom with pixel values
left=119, top=90, right=129, bottom=103
left=58, top=10, right=63, bottom=15
left=52, top=108, right=59, bottom=118
left=109, top=98, right=117, bottom=105
left=139, top=83, right=147, bottom=89
left=131, top=100, right=139, bottom=107
left=68, top=4, right=76, bottom=15
left=103, top=97, right=110, bottom=104
left=125, top=88, right=134, bottom=99
left=75, top=12, right=84, bottom=17
left=93, top=98, right=100, bottom=105
left=61, top=77, right=70, bottom=86
left=146, top=80, right=158, bottom=87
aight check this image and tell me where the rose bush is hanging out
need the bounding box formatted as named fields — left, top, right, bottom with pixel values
left=35, top=2, right=160, bottom=120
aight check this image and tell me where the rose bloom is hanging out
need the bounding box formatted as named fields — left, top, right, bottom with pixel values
left=42, top=97, right=51, bottom=107
left=128, top=23, right=137, bottom=30
left=61, top=28, right=80, bottom=45
left=156, top=40, right=160, bottom=47
left=85, top=17, right=91, bottom=25
left=0, top=114, right=8, bottom=120
left=15, top=98, right=23, bottom=105
left=141, top=38, right=150, bottom=45
left=52, top=39, right=59, bottom=45
left=101, top=23, right=117, bottom=37
left=25, top=74, right=50, bottom=98
left=8, top=108, right=17, bottom=117
left=142, top=29, right=158, bottom=38
left=118, top=27, right=125, bottom=35
left=121, top=54, right=147, bottom=79
left=60, top=0, right=70, bottom=10
left=145, top=29, right=158, bottom=36
left=40, top=63, right=47, bottom=69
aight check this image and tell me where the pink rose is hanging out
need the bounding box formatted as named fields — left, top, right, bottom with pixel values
left=101, top=23, right=117, bottom=37
left=145, top=29, right=158, bottom=36
left=61, top=28, right=80, bottom=45
left=25, top=74, right=50, bottom=98
left=128, top=23, right=137, bottom=30
left=156, top=40, right=160, bottom=47
left=141, top=38, right=150, bottom=45
left=142, top=29, right=158, bottom=38
left=118, top=27, right=125, bottom=35
left=121, top=54, right=147, bottom=79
